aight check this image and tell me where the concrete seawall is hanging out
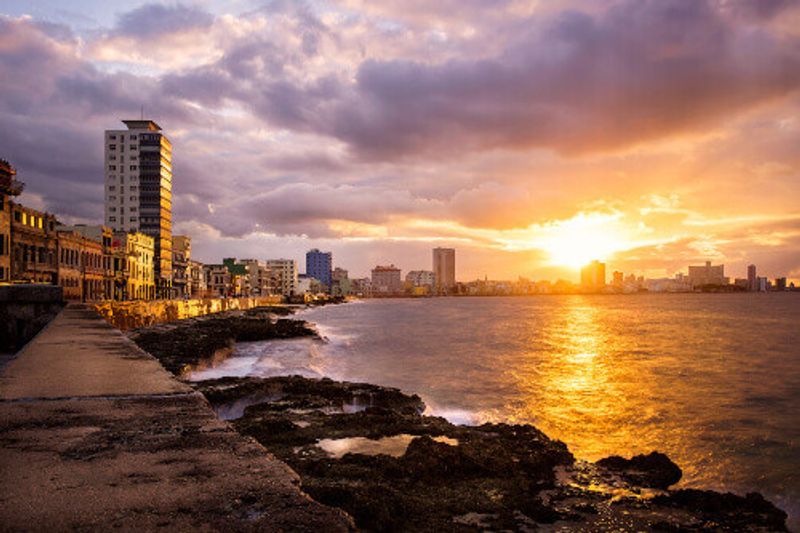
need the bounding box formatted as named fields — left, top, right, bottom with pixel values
left=93, top=295, right=284, bottom=330
left=0, top=284, right=64, bottom=355
left=0, top=305, right=353, bottom=531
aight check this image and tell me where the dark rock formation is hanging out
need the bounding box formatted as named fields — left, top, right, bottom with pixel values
left=128, top=307, right=316, bottom=375
left=652, top=489, right=788, bottom=532
left=596, top=451, right=682, bottom=489
left=190, top=376, right=789, bottom=532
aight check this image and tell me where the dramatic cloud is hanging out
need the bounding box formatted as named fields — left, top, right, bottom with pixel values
left=1, top=1, right=800, bottom=279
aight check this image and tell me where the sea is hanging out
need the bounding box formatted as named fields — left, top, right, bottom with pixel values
left=189, top=294, right=800, bottom=526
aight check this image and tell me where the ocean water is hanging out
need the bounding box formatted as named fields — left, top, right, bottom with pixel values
left=189, top=294, right=800, bottom=524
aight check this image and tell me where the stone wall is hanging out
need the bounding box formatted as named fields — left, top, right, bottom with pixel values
left=93, top=295, right=284, bottom=331
left=0, top=284, right=64, bottom=352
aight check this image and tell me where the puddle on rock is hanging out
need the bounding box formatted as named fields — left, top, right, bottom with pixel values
left=317, top=434, right=459, bottom=458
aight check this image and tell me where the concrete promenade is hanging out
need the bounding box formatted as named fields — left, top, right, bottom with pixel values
left=0, top=306, right=352, bottom=531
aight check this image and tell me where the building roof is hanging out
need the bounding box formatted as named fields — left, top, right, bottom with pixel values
left=122, top=120, right=162, bottom=131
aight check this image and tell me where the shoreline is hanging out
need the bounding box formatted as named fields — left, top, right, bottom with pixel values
left=127, top=306, right=790, bottom=531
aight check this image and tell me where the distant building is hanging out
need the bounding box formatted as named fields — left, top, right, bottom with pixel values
left=104, top=119, right=173, bottom=298
left=306, top=249, right=332, bottom=291
left=747, top=264, right=757, bottom=292
left=406, top=270, right=435, bottom=288
left=332, top=267, right=351, bottom=297
left=580, top=260, right=606, bottom=290
left=239, top=258, right=274, bottom=296
left=350, top=277, right=372, bottom=296
left=265, top=259, right=298, bottom=296
left=433, top=248, right=456, bottom=293
left=687, top=261, right=727, bottom=288
left=371, top=264, right=402, bottom=295
left=774, top=277, right=787, bottom=291
left=172, top=235, right=191, bottom=298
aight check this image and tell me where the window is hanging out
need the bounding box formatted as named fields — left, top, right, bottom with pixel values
left=109, top=144, right=116, bottom=150
left=130, top=135, right=137, bottom=140
left=130, top=196, right=136, bottom=201
left=130, top=217, right=137, bottom=222
left=110, top=207, right=116, bottom=212
left=129, top=165, right=137, bottom=171
left=109, top=186, right=116, bottom=191
left=109, top=217, right=116, bottom=222
left=109, top=135, right=117, bottom=140
left=109, top=196, right=117, bottom=201
left=109, top=165, right=117, bottom=171
left=130, top=207, right=137, bottom=212
left=22, top=212, right=27, bottom=225
left=109, top=155, right=117, bottom=161
left=14, top=211, right=21, bottom=222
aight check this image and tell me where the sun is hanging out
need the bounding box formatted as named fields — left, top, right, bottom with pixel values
left=536, top=213, right=629, bottom=269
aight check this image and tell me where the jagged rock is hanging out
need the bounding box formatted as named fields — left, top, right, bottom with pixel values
left=596, top=451, right=682, bottom=489
left=652, top=489, right=789, bottom=532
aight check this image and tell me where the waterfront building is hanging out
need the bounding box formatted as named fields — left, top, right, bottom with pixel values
left=1, top=159, right=26, bottom=282
left=371, top=264, right=403, bottom=295
left=406, top=270, right=435, bottom=291
left=747, top=264, right=757, bottom=292
left=734, top=278, right=749, bottom=290
left=104, top=119, right=173, bottom=298
left=774, top=277, right=787, bottom=291
left=580, top=260, right=606, bottom=290
left=172, top=235, right=191, bottom=298
left=55, top=227, right=106, bottom=301
left=112, top=231, right=155, bottom=300
left=9, top=202, right=59, bottom=284
left=239, top=258, right=274, bottom=296
left=203, top=264, right=231, bottom=297
left=306, top=249, right=332, bottom=291
left=222, top=258, right=247, bottom=297
left=265, top=259, right=298, bottom=296
left=332, top=267, right=351, bottom=297
left=350, top=277, right=372, bottom=296
left=187, top=259, right=206, bottom=298
left=433, top=247, right=456, bottom=293
left=61, top=225, right=115, bottom=300
left=687, top=261, right=727, bottom=288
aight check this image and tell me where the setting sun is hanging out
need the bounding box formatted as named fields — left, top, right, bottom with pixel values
left=536, top=213, right=631, bottom=269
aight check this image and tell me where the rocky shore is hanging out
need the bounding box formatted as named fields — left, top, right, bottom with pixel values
left=130, top=309, right=789, bottom=532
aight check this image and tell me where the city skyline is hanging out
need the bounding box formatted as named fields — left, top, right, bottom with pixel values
left=2, top=1, right=800, bottom=283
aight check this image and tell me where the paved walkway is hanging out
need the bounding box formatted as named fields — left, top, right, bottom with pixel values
left=0, top=306, right=352, bottom=531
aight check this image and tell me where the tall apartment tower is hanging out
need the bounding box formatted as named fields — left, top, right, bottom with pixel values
left=433, top=247, right=456, bottom=293
left=747, top=264, right=757, bottom=292
left=104, top=120, right=173, bottom=297
left=306, top=249, right=332, bottom=290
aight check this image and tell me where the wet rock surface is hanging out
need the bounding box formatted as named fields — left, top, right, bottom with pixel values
left=596, top=451, right=682, bottom=489
left=130, top=314, right=790, bottom=532
left=128, top=306, right=314, bottom=375
left=190, top=376, right=788, bottom=532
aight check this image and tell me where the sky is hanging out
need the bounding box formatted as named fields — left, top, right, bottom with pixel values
left=1, top=0, right=799, bottom=282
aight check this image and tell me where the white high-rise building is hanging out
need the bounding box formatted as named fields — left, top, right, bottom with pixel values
left=104, top=120, right=173, bottom=297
